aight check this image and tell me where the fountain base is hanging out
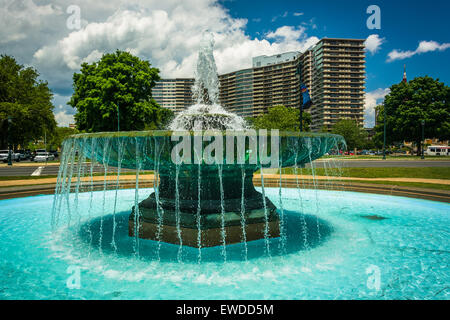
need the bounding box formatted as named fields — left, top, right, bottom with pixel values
left=129, top=200, right=280, bottom=247
left=129, top=218, right=280, bottom=248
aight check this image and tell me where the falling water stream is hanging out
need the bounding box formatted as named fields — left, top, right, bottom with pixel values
left=51, top=32, right=346, bottom=264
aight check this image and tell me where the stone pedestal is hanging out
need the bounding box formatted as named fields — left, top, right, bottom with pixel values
left=128, top=165, right=280, bottom=247
left=129, top=217, right=280, bottom=248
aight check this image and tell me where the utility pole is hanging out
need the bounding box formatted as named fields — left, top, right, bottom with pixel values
left=117, top=102, right=120, bottom=132
left=44, top=129, right=48, bottom=164
left=295, top=64, right=303, bottom=132
left=299, top=104, right=303, bottom=133
left=382, top=106, right=386, bottom=160
left=7, top=116, right=12, bottom=166
left=421, top=120, right=425, bottom=159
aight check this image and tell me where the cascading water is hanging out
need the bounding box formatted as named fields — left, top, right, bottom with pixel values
left=51, top=31, right=347, bottom=264
left=169, top=32, right=246, bottom=131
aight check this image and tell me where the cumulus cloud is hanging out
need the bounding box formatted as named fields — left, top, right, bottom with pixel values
left=266, top=26, right=306, bottom=42
left=29, top=1, right=320, bottom=83
left=364, top=88, right=390, bottom=128
left=2, top=0, right=320, bottom=126
left=364, top=34, right=385, bottom=55
left=387, top=40, right=450, bottom=62
left=52, top=94, right=76, bottom=126
left=54, top=109, right=75, bottom=127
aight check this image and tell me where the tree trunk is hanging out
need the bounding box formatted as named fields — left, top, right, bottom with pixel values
left=417, top=140, right=422, bottom=156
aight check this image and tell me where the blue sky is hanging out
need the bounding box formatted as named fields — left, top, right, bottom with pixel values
left=220, top=0, right=450, bottom=91
left=1, top=0, right=448, bottom=127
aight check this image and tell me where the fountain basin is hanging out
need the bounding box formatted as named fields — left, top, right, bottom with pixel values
left=62, top=130, right=345, bottom=247
left=2, top=188, right=449, bottom=299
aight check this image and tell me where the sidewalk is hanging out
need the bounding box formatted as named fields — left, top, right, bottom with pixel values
left=1, top=173, right=448, bottom=188
left=0, top=162, right=61, bottom=167
left=261, top=174, right=450, bottom=185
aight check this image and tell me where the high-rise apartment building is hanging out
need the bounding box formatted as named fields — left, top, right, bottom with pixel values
left=251, top=52, right=301, bottom=116
left=219, top=68, right=254, bottom=118
left=302, top=38, right=366, bottom=131
left=152, top=78, right=195, bottom=114
left=152, top=38, right=366, bottom=130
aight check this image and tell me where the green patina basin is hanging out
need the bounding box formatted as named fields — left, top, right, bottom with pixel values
left=60, top=130, right=345, bottom=244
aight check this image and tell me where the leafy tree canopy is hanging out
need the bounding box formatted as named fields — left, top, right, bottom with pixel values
left=0, top=55, right=55, bottom=149
left=374, top=76, right=450, bottom=154
left=69, top=50, right=173, bottom=132
left=48, top=126, right=78, bottom=150
left=247, top=105, right=311, bottom=132
left=331, top=119, right=368, bottom=150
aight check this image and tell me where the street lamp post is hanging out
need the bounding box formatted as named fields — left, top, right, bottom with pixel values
left=117, top=102, right=120, bottom=132
left=299, top=104, right=303, bottom=133
left=7, top=116, right=13, bottom=166
left=382, top=105, right=386, bottom=160
left=421, top=120, right=425, bottom=159
left=295, top=65, right=303, bottom=132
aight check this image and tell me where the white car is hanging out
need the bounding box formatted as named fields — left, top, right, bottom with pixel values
left=0, top=150, right=20, bottom=162
left=34, top=152, right=55, bottom=162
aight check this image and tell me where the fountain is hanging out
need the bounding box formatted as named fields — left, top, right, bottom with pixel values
left=52, top=32, right=345, bottom=256
left=1, top=34, right=449, bottom=300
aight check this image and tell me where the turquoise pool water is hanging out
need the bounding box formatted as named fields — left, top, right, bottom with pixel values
left=0, top=188, right=448, bottom=299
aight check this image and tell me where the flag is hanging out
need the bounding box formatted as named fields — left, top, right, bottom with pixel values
left=300, top=84, right=312, bottom=109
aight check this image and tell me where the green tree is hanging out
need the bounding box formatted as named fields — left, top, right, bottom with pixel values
left=0, top=55, right=55, bottom=149
left=69, top=50, right=172, bottom=132
left=248, top=105, right=311, bottom=131
left=48, top=126, right=78, bottom=150
left=331, top=119, right=368, bottom=150
left=374, top=76, right=450, bottom=155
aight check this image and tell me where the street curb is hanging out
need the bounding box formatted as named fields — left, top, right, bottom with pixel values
left=0, top=177, right=448, bottom=203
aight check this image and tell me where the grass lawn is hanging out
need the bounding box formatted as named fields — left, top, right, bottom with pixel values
left=321, top=155, right=450, bottom=160
left=1, top=170, right=449, bottom=192
left=0, top=171, right=154, bottom=181
left=340, top=179, right=450, bottom=191
left=280, top=167, right=450, bottom=180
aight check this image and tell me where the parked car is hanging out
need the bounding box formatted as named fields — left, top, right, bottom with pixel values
left=0, top=149, right=20, bottom=162
left=31, top=149, right=47, bottom=161
left=49, top=150, right=59, bottom=158
left=34, top=152, right=55, bottom=162
left=16, top=150, right=31, bottom=160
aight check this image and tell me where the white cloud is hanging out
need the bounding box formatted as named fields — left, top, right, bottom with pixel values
left=52, top=94, right=75, bottom=127
left=417, top=40, right=450, bottom=53
left=1, top=0, right=321, bottom=124
left=31, top=2, right=319, bottom=81
left=387, top=40, right=450, bottom=62
left=364, top=34, right=385, bottom=55
left=54, top=108, right=75, bottom=127
left=364, top=88, right=390, bottom=128
left=266, top=26, right=306, bottom=42
left=293, top=12, right=304, bottom=17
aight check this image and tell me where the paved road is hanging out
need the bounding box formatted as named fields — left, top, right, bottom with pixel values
left=310, top=160, right=450, bottom=168
left=0, top=163, right=134, bottom=176
left=1, top=160, right=449, bottom=177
